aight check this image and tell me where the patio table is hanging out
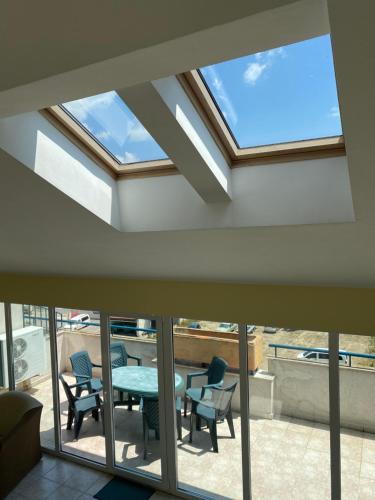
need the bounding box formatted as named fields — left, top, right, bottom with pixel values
left=112, top=365, right=184, bottom=398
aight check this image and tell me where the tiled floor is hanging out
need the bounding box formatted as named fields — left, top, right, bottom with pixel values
left=23, top=376, right=375, bottom=500
left=5, top=454, right=179, bottom=500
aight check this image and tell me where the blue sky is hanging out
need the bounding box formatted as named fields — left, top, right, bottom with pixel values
left=200, top=34, right=342, bottom=148
left=63, top=92, right=167, bottom=164
left=63, top=34, right=342, bottom=163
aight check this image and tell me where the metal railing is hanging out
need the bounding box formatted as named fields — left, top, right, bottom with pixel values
left=23, top=315, right=157, bottom=334
left=269, top=343, right=375, bottom=367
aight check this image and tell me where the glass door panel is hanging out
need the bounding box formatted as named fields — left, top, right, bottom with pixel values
left=0, top=303, right=9, bottom=393
left=56, top=308, right=106, bottom=463
left=339, top=333, right=375, bottom=498
left=110, top=315, right=162, bottom=478
left=248, top=325, right=331, bottom=499
left=173, top=318, right=243, bottom=499
left=10, top=304, right=55, bottom=449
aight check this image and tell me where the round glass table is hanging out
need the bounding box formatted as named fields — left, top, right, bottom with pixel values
left=112, top=365, right=184, bottom=397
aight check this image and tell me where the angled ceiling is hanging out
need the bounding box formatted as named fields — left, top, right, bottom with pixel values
left=0, top=0, right=310, bottom=92
left=0, top=0, right=328, bottom=116
left=0, top=0, right=374, bottom=286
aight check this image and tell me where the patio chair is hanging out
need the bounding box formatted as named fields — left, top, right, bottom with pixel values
left=184, top=356, right=228, bottom=417
left=110, top=342, right=142, bottom=409
left=59, top=373, right=104, bottom=441
left=110, top=342, right=142, bottom=368
left=189, top=382, right=237, bottom=453
left=70, top=350, right=103, bottom=397
left=141, top=396, right=182, bottom=459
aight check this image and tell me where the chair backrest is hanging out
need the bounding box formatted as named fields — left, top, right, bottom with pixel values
left=142, top=397, right=159, bottom=432
left=110, top=342, right=128, bottom=369
left=208, top=382, right=237, bottom=418
left=70, top=351, right=93, bottom=382
left=59, top=373, right=76, bottom=408
left=206, top=356, right=228, bottom=385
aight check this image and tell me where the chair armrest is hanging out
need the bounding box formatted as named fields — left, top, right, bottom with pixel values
left=128, top=354, right=142, bottom=366
left=201, top=383, right=221, bottom=399
left=186, top=370, right=208, bottom=389
left=72, top=372, right=90, bottom=381
left=69, top=379, right=93, bottom=392
left=78, top=391, right=102, bottom=401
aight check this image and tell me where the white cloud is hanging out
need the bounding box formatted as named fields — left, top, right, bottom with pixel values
left=116, top=152, right=140, bottom=164
left=266, top=47, right=286, bottom=59
left=244, top=46, right=286, bottom=86
left=127, top=121, right=151, bottom=142
left=64, top=91, right=117, bottom=121
left=244, top=62, right=267, bottom=85
left=203, top=66, right=238, bottom=126
left=96, top=130, right=111, bottom=140
left=329, top=106, right=340, bottom=118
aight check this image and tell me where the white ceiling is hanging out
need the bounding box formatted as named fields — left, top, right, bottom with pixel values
left=1, top=0, right=374, bottom=286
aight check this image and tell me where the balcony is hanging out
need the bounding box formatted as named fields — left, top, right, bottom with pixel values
left=13, top=312, right=375, bottom=500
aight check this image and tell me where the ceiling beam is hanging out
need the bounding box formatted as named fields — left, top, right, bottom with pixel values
left=118, top=77, right=232, bottom=202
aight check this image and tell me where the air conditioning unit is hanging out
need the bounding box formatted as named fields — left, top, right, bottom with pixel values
left=0, top=326, right=47, bottom=387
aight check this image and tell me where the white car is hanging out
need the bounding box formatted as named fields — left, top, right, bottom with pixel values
left=298, top=350, right=348, bottom=365
left=217, top=322, right=237, bottom=332
left=69, top=313, right=90, bottom=330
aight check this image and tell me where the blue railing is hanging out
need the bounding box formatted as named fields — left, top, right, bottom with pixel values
left=269, top=343, right=375, bottom=367
left=23, top=315, right=157, bottom=334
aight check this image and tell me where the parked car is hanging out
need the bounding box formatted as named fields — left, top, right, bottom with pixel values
left=69, top=313, right=90, bottom=330
left=298, top=350, right=349, bottom=365
left=217, top=323, right=237, bottom=332
left=263, top=326, right=278, bottom=334
left=187, top=322, right=201, bottom=329
left=110, top=317, right=138, bottom=336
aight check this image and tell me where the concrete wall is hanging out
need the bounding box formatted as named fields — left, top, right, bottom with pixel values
left=269, top=357, right=375, bottom=432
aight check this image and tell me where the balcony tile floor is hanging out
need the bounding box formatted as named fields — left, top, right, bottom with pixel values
left=5, top=454, right=179, bottom=499
left=23, top=375, right=375, bottom=500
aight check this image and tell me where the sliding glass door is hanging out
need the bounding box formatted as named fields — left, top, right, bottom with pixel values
left=109, top=314, right=163, bottom=479
left=2, top=303, right=355, bottom=499
left=56, top=308, right=106, bottom=464
left=9, top=303, right=55, bottom=449
left=171, top=318, right=243, bottom=499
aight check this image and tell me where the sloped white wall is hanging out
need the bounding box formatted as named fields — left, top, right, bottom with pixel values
left=118, top=156, right=354, bottom=231
left=0, top=111, right=354, bottom=233
left=0, top=112, right=121, bottom=229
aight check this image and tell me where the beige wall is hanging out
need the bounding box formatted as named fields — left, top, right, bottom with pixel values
left=1, top=273, right=375, bottom=335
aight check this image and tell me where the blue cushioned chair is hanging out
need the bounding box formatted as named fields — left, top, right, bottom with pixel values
left=184, top=356, right=228, bottom=418
left=70, top=350, right=103, bottom=397
left=189, top=382, right=237, bottom=453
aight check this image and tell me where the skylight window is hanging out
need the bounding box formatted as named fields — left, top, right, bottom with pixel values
left=199, top=35, right=342, bottom=149
left=62, top=91, right=167, bottom=164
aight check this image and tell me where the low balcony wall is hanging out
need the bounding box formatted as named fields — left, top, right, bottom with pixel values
left=174, top=328, right=263, bottom=371
left=269, top=357, right=375, bottom=432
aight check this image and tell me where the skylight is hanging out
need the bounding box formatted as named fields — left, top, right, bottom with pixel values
left=199, top=35, right=342, bottom=149
left=62, top=91, right=167, bottom=164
